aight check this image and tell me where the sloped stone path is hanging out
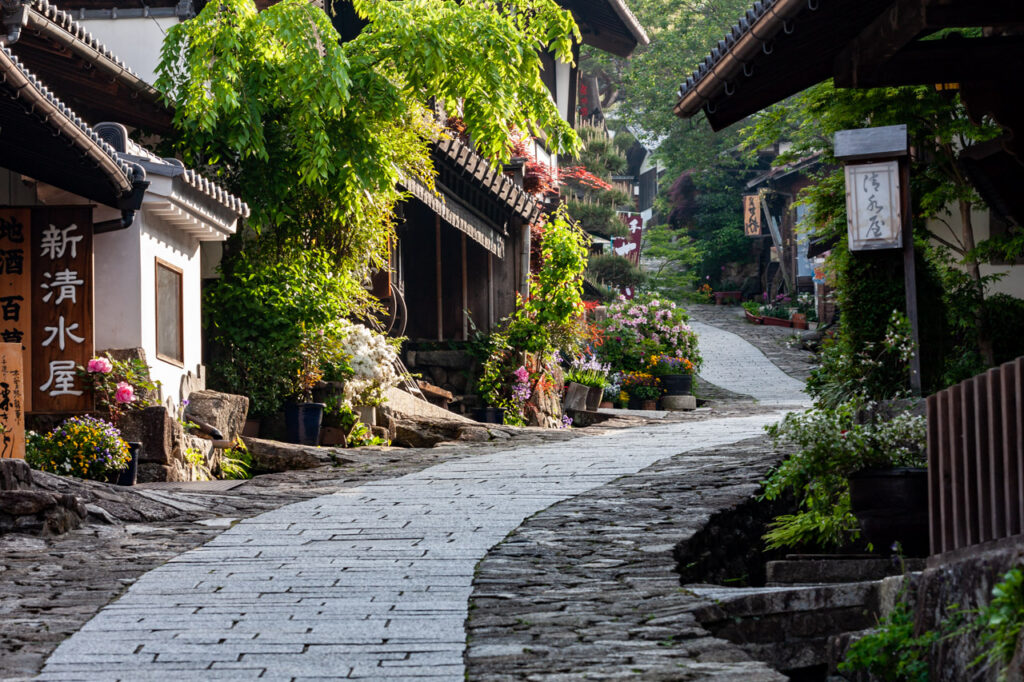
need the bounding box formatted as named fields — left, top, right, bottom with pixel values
left=38, top=414, right=793, bottom=681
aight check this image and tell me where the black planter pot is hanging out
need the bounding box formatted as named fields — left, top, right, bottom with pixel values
left=848, top=467, right=929, bottom=557
left=285, top=402, right=326, bottom=446
left=661, top=373, right=693, bottom=396
left=585, top=386, right=603, bottom=411
left=627, top=397, right=642, bottom=410
left=110, top=441, right=141, bottom=487
left=473, top=406, right=505, bottom=424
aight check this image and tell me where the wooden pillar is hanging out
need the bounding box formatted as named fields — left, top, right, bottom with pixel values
left=487, top=252, right=495, bottom=330
left=900, top=159, right=922, bottom=394
left=435, top=215, right=443, bottom=342
left=461, top=234, right=468, bottom=341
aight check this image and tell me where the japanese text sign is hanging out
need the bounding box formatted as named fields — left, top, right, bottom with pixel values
left=0, top=344, right=25, bottom=459
left=743, top=194, right=762, bottom=237
left=844, top=161, right=902, bottom=251
left=31, top=207, right=93, bottom=412
left=0, top=209, right=31, bottom=412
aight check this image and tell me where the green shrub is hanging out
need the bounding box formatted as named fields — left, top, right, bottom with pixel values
left=586, top=253, right=647, bottom=290
left=972, top=567, right=1024, bottom=681
left=839, top=585, right=938, bottom=682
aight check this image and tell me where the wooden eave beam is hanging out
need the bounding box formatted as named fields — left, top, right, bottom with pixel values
left=835, top=0, right=1024, bottom=88
left=843, top=37, right=1024, bottom=88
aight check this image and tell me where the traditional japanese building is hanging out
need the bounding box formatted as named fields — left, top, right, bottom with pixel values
left=0, top=0, right=247, bottom=412
left=672, top=0, right=1024, bottom=297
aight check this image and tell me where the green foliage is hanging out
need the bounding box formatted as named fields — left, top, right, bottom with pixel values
left=761, top=401, right=927, bottom=550
left=586, top=253, right=647, bottom=290
left=477, top=209, right=587, bottom=423
left=26, top=417, right=131, bottom=481
left=972, top=568, right=1024, bottom=680
left=566, top=201, right=626, bottom=238
left=158, top=0, right=582, bottom=339
left=205, top=244, right=355, bottom=417
left=839, top=584, right=939, bottom=682
left=507, top=208, right=590, bottom=354
left=642, top=220, right=702, bottom=300
left=322, top=397, right=388, bottom=447
left=805, top=310, right=916, bottom=409
left=219, top=438, right=252, bottom=480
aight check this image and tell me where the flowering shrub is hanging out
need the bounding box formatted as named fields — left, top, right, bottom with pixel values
left=331, top=320, right=402, bottom=408
left=647, top=354, right=694, bottom=376
left=621, top=371, right=661, bottom=401
left=77, top=353, right=157, bottom=426
left=26, top=416, right=130, bottom=480
left=598, top=294, right=701, bottom=373
left=759, top=292, right=793, bottom=319
left=565, top=354, right=609, bottom=388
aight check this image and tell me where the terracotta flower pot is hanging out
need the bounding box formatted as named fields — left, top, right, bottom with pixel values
left=641, top=400, right=657, bottom=411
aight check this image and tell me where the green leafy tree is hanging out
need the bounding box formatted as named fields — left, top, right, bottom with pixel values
left=157, top=0, right=582, bottom=300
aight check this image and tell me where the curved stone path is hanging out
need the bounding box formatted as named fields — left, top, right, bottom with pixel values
left=690, top=321, right=808, bottom=406
left=37, top=323, right=810, bottom=681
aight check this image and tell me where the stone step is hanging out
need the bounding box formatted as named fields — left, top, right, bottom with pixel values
left=767, top=556, right=925, bottom=585
left=685, top=581, right=882, bottom=675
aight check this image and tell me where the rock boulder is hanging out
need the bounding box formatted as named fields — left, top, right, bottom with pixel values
left=184, top=390, right=249, bottom=443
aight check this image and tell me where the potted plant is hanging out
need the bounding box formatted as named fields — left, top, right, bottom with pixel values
left=622, top=371, right=662, bottom=410
left=285, top=328, right=328, bottom=446
left=78, top=354, right=157, bottom=485
left=26, top=416, right=132, bottom=484
left=647, top=354, right=695, bottom=396
left=742, top=300, right=763, bottom=324
left=565, top=355, right=609, bottom=411
left=763, top=400, right=928, bottom=555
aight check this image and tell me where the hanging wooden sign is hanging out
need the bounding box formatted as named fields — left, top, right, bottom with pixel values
left=0, top=209, right=31, bottom=412
left=844, top=161, right=902, bottom=251
left=0, top=343, right=26, bottom=459
left=31, top=207, right=93, bottom=413
left=743, top=194, right=761, bottom=237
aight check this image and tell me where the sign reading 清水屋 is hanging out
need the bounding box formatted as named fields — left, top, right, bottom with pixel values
left=31, top=207, right=93, bottom=413
left=844, top=161, right=902, bottom=251
left=0, top=343, right=26, bottom=459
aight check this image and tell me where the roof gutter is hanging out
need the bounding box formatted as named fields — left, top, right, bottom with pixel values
left=0, top=47, right=136, bottom=197
left=673, top=0, right=804, bottom=118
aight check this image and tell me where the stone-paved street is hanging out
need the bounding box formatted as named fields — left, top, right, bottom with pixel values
left=12, top=309, right=813, bottom=682
left=465, top=436, right=789, bottom=681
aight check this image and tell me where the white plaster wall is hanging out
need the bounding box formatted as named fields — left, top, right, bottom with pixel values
left=94, top=222, right=143, bottom=356
left=77, top=17, right=177, bottom=85
left=137, top=211, right=203, bottom=406
left=556, top=61, right=571, bottom=123
left=926, top=206, right=1024, bottom=299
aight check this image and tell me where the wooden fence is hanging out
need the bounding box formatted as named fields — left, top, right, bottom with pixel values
left=927, top=357, right=1024, bottom=556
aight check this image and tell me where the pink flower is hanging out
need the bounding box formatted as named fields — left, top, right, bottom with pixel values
left=513, top=366, right=530, bottom=384
left=87, top=357, right=113, bottom=373
left=114, top=381, right=134, bottom=404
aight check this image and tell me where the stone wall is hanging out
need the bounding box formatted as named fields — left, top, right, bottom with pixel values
left=404, top=348, right=478, bottom=413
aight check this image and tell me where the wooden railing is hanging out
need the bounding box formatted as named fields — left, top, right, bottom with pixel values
left=927, top=357, right=1024, bottom=556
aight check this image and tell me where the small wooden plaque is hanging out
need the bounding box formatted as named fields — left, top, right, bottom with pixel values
left=0, top=343, right=26, bottom=459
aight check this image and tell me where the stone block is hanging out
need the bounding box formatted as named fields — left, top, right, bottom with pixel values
left=413, top=350, right=473, bottom=369
left=118, top=406, right=181, bottom=466
left=184, top=390, right=250, bottom=443
left=662, top=395, right=697, bottom=411
left=0, top=458, right=33, bottom=490
left=0, top=490, right=86, bottom=535
left=244, top=437, right=336, bottom=473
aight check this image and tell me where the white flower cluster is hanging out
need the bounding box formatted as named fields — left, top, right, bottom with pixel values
left=336, top=321, right=401, bottom=407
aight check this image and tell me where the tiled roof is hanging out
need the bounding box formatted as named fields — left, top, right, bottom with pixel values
left=676, top=0, right=779, bottom=104
left=435, top=136, right=542, bottom=224
left=180, top=168, right=250, bottom=219
left=0, top=45, right=137, bottom=195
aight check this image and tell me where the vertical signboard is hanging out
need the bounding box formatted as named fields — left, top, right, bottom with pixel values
left=743, top=194, right=762, bottom=237
left=0, top=344, right=25, bottom=459
left=31, top=207, right=93, bottom=413
left=844, top=161, right=902, bottom=251
left=0, top=209, right=31, bottom=412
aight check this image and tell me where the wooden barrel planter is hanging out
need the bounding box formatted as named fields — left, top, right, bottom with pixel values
left=661, top=373, right=693, bottom=396
left=848, top=467, right=929, bottom=557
